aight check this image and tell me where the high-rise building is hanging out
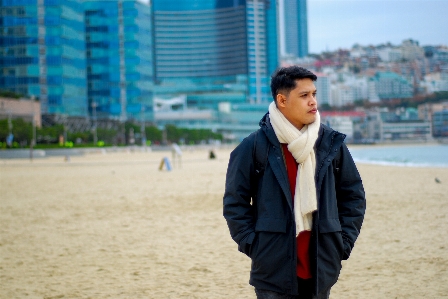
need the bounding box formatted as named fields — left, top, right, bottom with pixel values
left=84, top=0, right=153, bottom=121
left=1, top=0, right=87, bottom=116
left=283, top=0, right=308, bottom=58
left=247, top=0, right=279, bottom=103
left=152, top=0, right=279, bottom=104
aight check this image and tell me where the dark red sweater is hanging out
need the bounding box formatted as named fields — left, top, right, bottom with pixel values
left=281, top=144, right=312, bottom=279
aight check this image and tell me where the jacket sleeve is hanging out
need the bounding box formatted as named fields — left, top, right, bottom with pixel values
left=335, top=143, right=366, bottom=260
left=223, top=135, right=257, bottom=256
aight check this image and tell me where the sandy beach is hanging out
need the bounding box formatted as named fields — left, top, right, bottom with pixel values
left=1, top=147, right=447, bottom=298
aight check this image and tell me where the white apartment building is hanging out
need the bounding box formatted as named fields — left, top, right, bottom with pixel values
left=349, top=45, right=366, bottom=58
left=331, top=84, right=354, bottom=107
left=330, top=74, right=369, bottom=107
left=421, top=72, right=448, bottom=93
left=324, top=116, right=354, bottom=141
left=434, top=48, right=448, bottom=62
left=401, top=39, right=424, bottom=61
left=315, top=73, right=331, bottom=106
left=377, top=47, right=402, bottom=62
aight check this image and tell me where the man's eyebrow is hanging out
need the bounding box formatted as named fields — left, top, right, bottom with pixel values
left=299, top=89, right=317, bottom=94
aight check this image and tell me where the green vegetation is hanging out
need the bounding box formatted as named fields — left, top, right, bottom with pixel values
left=0, top=119, right=32, bottom=148
left=0, top=89, right=25, bottom=99
left=0, top=118, right=222, bottom=149
left=164, top=124, right=221, bottom=145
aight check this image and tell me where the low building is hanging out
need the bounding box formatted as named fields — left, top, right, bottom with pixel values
left=217, top=102, right=269, bottom=142
left=320, top=111, right=366, bottom=142
left=432, top=110, right=448, bottom=137
left=0, top=97, right=41, bottom=127
left=153, top=95, right=214, bottom=128
left=380, top=121, right=432, bottom=141
left=364, top=108, right=433, bottom=142
left=418, top=101, right=448, bottom=122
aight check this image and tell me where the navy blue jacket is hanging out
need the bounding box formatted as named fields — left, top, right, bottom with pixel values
left=223, top=114, right=366, bottom=296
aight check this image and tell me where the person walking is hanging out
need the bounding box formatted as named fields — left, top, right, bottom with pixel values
left=223, top=66, right=366, bottom=298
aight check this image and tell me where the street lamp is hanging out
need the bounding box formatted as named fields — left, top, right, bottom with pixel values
left=140, top=104, right=146, bottom=146
left=91, top=101, right=98, bottom=146
left=30, top=96, right=36, bottom=161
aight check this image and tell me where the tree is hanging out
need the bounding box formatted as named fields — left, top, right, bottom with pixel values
left=0, top=118, right=32, bottom=147
left=0, top=89, right=24, bottom=99
left=37, top=124, right=64, bottom=144
left=145, top=126, right=162, bottom=143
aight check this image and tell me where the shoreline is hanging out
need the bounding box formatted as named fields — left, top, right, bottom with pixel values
left=2, top=144, right=447, bottom=169
left=0, top=141, right=446, bottom=157
left=348, top=141, right=445, bottom=149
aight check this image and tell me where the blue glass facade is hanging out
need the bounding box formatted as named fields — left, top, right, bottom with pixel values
left=84, top=0, right=153, bottom=121
left=153, top=0, right=248, bottom=80
left=0, top=0, right=87, bottom=116
left=265, top=0, right=280, bottom=77
left=153, top=0, right=279, bottom=106
left=284, top=0, right=308, bottom=58
left=246, top=0, right=279, bottom=103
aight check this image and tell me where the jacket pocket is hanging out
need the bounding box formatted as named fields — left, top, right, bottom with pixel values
left=255, top=217, right=287, bottom=233
left=317, top=218, right=344, bottom=290
left=251, top=218, right=289, bottom=275
left=318, top=218, right=344, bottom=258
left=318, top=218, right=342, bottom=233
left=238, top=231, right=256, bottom=257
left=251, top=218, right=288, bottom=259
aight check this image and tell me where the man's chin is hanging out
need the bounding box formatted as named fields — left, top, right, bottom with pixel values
left=307, top=116, right=317, bottom=124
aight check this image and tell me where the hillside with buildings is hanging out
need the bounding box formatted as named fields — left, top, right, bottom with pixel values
left=282, top=39, right=448, bottom=142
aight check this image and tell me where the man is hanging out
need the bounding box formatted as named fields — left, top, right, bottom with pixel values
left=223, top=66, right=366, bottom=298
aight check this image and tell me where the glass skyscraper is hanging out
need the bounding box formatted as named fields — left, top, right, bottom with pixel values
left=284, top=0, right=308, bottom=58
left=152, top=0, right=279, bottom=104
left=1, top=0, right=87, bottom=116
left=84, top=0, right=153, bottom=121
left=246, top=0, right=279, bottom=103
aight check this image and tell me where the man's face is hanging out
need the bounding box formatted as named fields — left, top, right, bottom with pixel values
left=277, top=78, right=318, bottom=130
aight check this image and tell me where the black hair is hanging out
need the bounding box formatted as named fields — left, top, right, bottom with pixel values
left=270, top=66, right=317, bottom=102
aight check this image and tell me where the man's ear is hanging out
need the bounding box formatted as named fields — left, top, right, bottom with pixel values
left=276, top=93, right=286, bottom=108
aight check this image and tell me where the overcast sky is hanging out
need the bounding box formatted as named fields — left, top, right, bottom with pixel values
left=307, top=0, right=448, bottom=54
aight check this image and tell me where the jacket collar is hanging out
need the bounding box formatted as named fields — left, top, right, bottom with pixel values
left=315, top=123, right=346, bottom=154
left=260, top=112, right=281, bottom=147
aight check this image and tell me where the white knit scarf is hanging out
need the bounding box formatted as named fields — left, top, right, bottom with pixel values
left=268, top=102, right=321, bottom=236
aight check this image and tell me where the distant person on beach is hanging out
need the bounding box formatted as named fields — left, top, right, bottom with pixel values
left=223, top=66, right=366, bottom=299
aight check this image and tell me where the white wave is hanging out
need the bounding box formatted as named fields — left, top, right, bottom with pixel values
left=352, top=158, right=448, bottom=168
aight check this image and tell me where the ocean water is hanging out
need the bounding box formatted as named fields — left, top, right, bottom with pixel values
left=347, top=144, right=448, bottom=168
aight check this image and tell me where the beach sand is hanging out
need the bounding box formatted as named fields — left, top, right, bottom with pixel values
left=1, top=148, right=447, bottom=298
